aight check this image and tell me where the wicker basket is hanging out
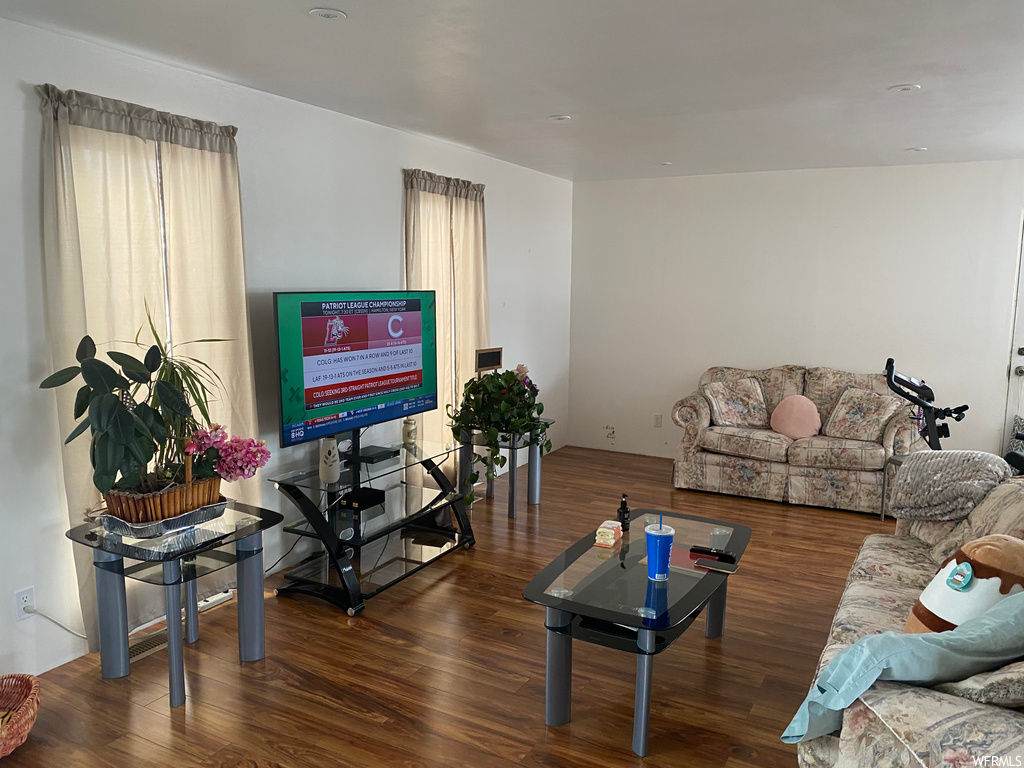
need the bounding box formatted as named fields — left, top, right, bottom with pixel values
left=0, top=674, right=39, bottom=759
left=103, top=456, right=221, bottom=525
left=104, top=476, right=221, bottom=525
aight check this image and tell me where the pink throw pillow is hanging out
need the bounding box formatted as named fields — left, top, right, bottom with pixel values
left=770, top=395, right=821, bottom=439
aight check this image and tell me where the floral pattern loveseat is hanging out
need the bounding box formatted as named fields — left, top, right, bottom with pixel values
left=672, top=365, right=928, bottom=514
left=799, top=479, right=1024, bottom=767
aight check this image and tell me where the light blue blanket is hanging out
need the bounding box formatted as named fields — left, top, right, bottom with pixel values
left=782, top=591, right=1024, bottom=743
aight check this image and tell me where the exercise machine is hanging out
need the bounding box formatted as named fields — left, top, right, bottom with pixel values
left=884, top=358, right=969, bottom=450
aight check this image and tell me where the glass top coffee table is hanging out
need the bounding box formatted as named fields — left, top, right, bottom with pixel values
left=522, top=508, right=751, bottom=757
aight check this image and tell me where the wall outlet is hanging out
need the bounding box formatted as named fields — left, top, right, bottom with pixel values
left=652, top=413, right=663, bottom=428
left=14, top=587, right=34, bottom=622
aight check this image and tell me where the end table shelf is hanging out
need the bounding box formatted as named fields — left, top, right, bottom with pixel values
left=269, top=439, right=475, bottom=615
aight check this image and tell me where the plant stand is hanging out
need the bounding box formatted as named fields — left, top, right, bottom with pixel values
left=458, top=418, right=554, bottom=519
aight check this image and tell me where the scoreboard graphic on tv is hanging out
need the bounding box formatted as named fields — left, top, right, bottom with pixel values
left=300, top=299, right=423, bottom=410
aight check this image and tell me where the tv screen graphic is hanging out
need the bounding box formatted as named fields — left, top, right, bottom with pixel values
left=274, top=290, right=438, bottom=448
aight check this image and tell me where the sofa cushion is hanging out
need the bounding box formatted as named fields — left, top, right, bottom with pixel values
left=859, top=681, right=1024, bottom=766
left=701, top=377, right=769, bottom=428
left=822, top=387, right=903, bottom=443
left=698, top=365, right=805, bottom=414
left=804, top=367, right=896, bottom=423
left=934, top=659, right=1024, bottom=707
left=770, top=394, right=821, bottom=439
left=698, top=426, right=792, bottom=462
left=847, top=533, right=938, bottom=589
left=789, top=436, right=886, bottom=471
left=830, top=577, right=921, bottom=645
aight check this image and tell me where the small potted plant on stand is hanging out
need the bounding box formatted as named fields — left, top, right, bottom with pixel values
left=40, top=321, right=269, bottom=527
left=447, top=364, right=552, bottom=503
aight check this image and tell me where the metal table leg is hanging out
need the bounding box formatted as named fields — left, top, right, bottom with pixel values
left=528, top=429, right=542, bottom=506
left=236, top=531, right=266, bottom=662
left=705, top=579, right=727, bottom=638
left=458, top=436, right=474, bottom=504
left=162, top=559, right=185, bottom=707
left=93, top=550, right=129, bottom=679
left=508, top=439, right=518, bottom=519
left=545, top=607, right=573, bottom=726
left=632, top=628, right=657, bottom=757
left=183, top=572, right=199, bottom=644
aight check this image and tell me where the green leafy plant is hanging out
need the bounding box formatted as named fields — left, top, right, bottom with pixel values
left=39, top=314, right=222, bottom=496
left=447, top=365, right=552, bottom=503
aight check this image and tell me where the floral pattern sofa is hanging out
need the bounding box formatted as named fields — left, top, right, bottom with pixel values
left=672, top=365, right=928, bottom=514
left=799, top=480, right=1024, bottom=767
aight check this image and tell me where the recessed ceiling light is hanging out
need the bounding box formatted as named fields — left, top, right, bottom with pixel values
left=660, top=162, right=673, bottom=166
left=888, top=84, right=921, bottom=92
left=904, top=147, right=929, bottom=152
left=547, top=115, right=572, bottom=122
left=309, top=8, right=346, bottom=19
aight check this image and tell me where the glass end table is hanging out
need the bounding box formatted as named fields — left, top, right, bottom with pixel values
left=66, top=501, right=284, bottom=707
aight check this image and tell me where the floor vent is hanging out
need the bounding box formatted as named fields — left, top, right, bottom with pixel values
left=129, top=631, right=168, bottom=663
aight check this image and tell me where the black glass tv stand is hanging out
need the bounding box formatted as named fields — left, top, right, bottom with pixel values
left=268, top=439, right=473, bottom=615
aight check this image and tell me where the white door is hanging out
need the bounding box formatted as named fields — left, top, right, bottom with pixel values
left=1003, top=210, right=1024, bottom=450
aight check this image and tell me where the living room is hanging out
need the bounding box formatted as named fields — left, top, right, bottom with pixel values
left=2, top=3, right=1024, bottom=766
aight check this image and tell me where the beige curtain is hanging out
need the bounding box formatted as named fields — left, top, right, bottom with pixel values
left=38, top=85, right=260, bottom=645
left=403, top=170, right=489, bottom=469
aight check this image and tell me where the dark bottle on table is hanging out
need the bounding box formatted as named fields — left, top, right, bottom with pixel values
left=617, top=493, right=631, bottom=532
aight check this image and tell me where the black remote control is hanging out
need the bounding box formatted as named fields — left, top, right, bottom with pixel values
left=689, top=545, right=736, bottom=564
left=695, top=558, right=738, bottom=574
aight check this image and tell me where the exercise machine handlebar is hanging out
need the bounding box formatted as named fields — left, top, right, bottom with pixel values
left=884, top=358, right=968, bottom=450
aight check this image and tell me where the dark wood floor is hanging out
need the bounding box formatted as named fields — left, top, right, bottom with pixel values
left=7, top=447, right=890, bottom=767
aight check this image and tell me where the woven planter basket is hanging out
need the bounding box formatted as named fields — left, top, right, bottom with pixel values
left=102, top=455, right=221, bottom=525
left=103, top=475, right=221, bottom=525
left=0, top=674, right=39, bottom=759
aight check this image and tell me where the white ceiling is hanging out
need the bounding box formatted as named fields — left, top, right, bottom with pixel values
left=3, top=0, right=1024, bottom=181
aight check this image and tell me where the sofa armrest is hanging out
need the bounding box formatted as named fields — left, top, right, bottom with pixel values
left=881, top=410, right=928, bottom=459
left=857, top=680, right=1024, bottom=765
left=672, top=392, right=711, bottom=435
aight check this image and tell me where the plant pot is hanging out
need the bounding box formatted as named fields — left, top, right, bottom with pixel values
left=103, top=476, right=222, bottom=525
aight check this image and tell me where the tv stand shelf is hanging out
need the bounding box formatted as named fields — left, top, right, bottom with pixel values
left=269, top=440, right=473, bottom=615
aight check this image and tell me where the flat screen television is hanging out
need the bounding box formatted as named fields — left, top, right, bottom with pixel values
left=273, top=290, right=438, bottom=449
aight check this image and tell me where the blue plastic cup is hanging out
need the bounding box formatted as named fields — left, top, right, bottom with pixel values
left=645, top=523, right=674, bottom=581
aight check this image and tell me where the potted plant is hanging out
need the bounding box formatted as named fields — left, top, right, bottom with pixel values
left=40, top=318, right=269, bottom=524
left=447, top=364, right=552, bottom=502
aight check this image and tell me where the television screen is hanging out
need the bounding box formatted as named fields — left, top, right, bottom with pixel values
left=273, top=290, right=438, bottom=448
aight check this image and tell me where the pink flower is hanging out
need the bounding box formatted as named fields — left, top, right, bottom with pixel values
left=214, top=436, right=270, bottom=482
left=191, top=424, right=228, bottom=454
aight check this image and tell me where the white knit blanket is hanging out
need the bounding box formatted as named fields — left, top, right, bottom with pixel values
left=890, top=450, right=1011, bottom=521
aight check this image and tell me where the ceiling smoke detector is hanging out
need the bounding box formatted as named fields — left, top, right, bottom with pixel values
left=309, top=8, right=346, bottom=19
left=904, top=147, right=929, bottom=152
left=660, top=162, right=673, bottom=166
left=888, top=84, right=921, bottom=92
left=547, top=115, right=572, bottom=122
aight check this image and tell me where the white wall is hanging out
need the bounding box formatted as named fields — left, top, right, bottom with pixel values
left=569, top=162, right=1024, bottom=458
left=0, top=17, right=572, bottom=675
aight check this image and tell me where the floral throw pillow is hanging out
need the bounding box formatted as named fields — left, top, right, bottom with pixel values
left=823, top=386, right=903, bottom=443
left=701, top=377, right=769, bottom=428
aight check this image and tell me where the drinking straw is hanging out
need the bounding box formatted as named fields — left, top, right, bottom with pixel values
left=659, top=514, right=663, bottom=530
